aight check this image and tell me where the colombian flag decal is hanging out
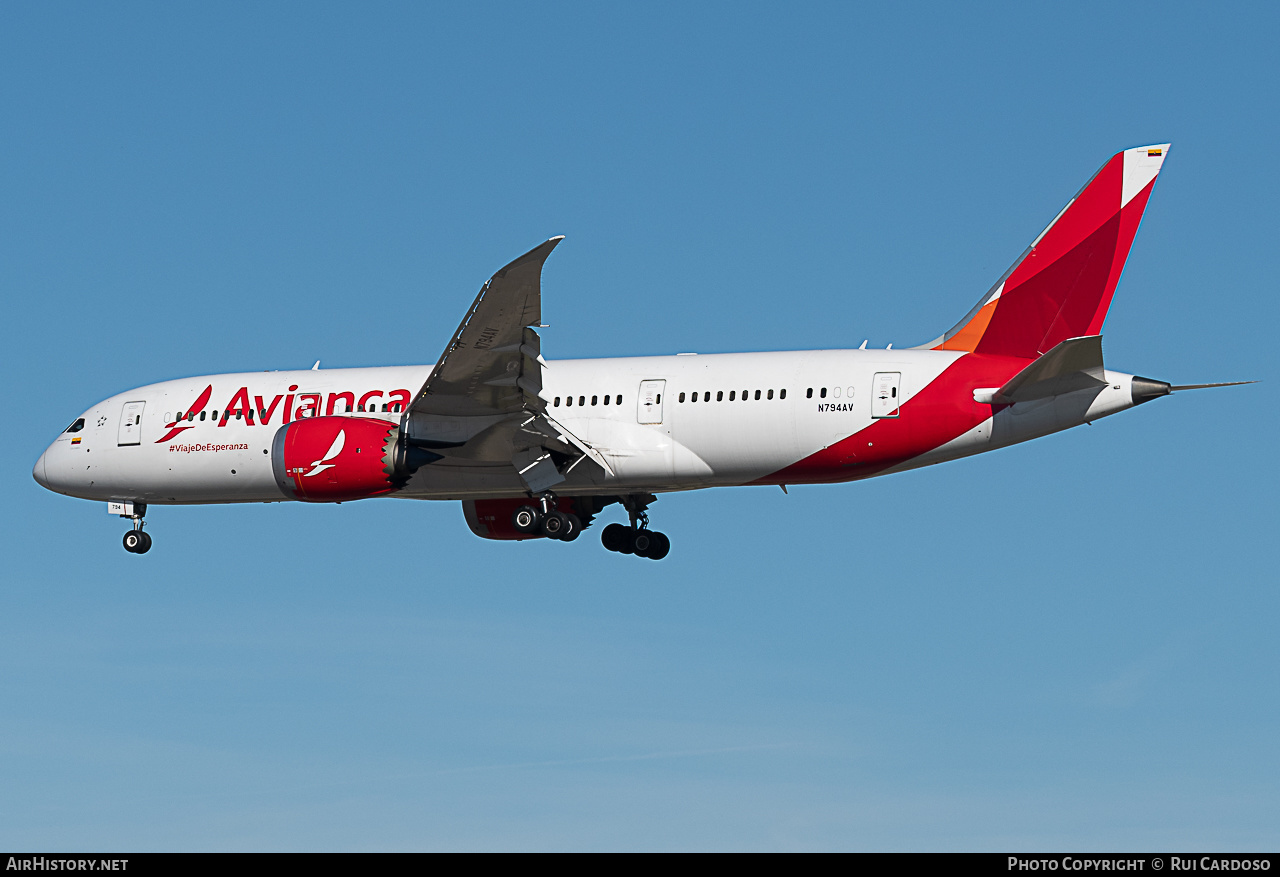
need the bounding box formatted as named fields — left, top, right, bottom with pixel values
left=1148, top=148, right=1163, bottom=157
left=71, top=437, right=81, bottom=445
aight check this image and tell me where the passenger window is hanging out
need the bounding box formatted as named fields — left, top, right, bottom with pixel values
left=64, top=418, right=86, bottom=433
left=820, top=387, right=827, bottom=398
left=655, top=394, right=661, bottom=404
left=806, top=388, right=813, bottom=398
left=579, top=396, right=585, bottom=406
left=691, top=392, right=698, bottom=403
left=847, top=386, right=855, bottom=397
left=615, top=395, right=622, bottom=405
left=679, top=392, right=686, bottom=403
left=729, top=391, right=736, bottom=401
left=345, top=405, right=353, bottom=413
left=754, top=390, right=761, bottom=400
left=780, top=389, right=786, bottom=399
left=200, top=411, right=206, bottom=421
left=592, top=395, right=598, bottom=406
left=834, top=387, right=841, bottom=398
left=357, top=404, right=364, bottom=412
left=741, top=389, right=748, bottom=400
left=716, top=391, right=723, bottom=401
left=603, top=395, right=610, bottom=405
left=767, top=389, right=774, bottom=400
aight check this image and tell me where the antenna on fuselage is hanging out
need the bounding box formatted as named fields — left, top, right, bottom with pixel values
left=312, top=361, right=320, bottom=370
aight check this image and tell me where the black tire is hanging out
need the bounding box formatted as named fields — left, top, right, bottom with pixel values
left=646, top=531, right=670, bottom=560
left=512, top=505, right=542, bottom=534
left=123, top=531, right=143, bottom=553
left=136, top=531, right=153, bottom=554
left=632, top=530, right=655, bottom=558
left=601, top=523, right=629, bottom=552
left=560, top=513, right=582, bottom=542
left=541, top=510, right=568, bottom=539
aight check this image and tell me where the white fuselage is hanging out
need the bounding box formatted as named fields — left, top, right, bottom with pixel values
left=35, top=349, right=1141, bottom=506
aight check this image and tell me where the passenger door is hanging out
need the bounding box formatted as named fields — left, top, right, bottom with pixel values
left=871, top=373, right=901, bottom=418
left=117, top=401, right=146, bottom=445
left=636, top=380, right=666, bottom=425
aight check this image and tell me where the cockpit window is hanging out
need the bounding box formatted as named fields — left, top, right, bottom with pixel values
left=64, top=418, right=85, bottom=434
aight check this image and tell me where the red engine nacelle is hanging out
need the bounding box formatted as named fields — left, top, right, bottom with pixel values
left=272, top=416, right=412, bottom=502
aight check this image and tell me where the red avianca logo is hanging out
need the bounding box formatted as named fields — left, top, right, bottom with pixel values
left=155, top=384, right=413, bottom=443
left=155, top=385, right=213, bottom=444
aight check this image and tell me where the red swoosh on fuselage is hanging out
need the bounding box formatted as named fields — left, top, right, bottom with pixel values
left=154, top=384, right=214, bottom=444
left=756, top=353, right=1033, bottom=485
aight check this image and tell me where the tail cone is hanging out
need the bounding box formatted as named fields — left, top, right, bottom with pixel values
left=1131, top=376, right=1172, bottom=406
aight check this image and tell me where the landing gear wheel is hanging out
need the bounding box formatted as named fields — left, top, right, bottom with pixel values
left=646, top=531, right=670, bottom=560
left=632, top=529, right=656, bottom=557
left=540, top=510, right=569, bottom=540
left=123, top=530, right=150, bottom=554
left=512, top=505, right=542, bottom=534
left=601, top=523, right=629, bottom=552
left=560, top=513, right=582, bottom=542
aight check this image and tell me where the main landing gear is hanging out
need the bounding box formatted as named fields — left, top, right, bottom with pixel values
left=510, top=492, right=671, bottom=559
left=601, top=495, right=670, bottom=560
left=120, top=502, right=151, bottom=554
left=511, top=492, right=582, bottom=542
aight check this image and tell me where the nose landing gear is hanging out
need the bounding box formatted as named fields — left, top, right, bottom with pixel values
left=123, top=528, right=152, bottom=554
left=118, top=502, right=151, bottom=554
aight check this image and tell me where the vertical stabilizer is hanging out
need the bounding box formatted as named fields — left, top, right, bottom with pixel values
left=921, top=144, right=1170, bottom=359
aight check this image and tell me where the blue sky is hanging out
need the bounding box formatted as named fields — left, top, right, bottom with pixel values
left=2, top=2, right=1277, bottom=850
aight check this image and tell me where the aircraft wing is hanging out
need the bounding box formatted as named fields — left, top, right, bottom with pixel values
left=411, top=236, right=562, bottom=418
left=405, top=236, right=614, bottom=492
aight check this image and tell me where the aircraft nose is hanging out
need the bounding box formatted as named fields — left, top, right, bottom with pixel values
left=33, top=446, right=50, bottom=490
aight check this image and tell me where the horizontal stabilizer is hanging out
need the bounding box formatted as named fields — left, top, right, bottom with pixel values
left=978, top=335, right=1107, bottom=404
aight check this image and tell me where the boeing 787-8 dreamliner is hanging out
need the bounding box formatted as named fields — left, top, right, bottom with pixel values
left=33, top=144, right=1247, bottom=558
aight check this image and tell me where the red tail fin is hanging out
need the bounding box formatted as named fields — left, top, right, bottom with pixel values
left=923, top=144, right=1170, bottom=359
